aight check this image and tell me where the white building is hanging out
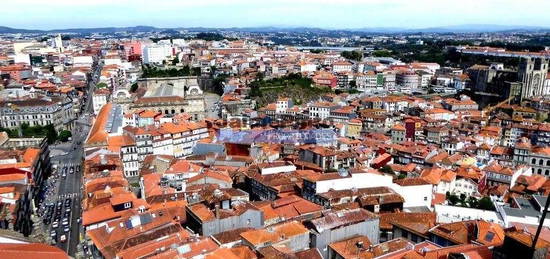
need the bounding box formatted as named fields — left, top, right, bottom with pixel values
left=143, top=44, right=173, bottom=64
left=275, top=97, right=293, bottom=114
left=92, top=89, right=110, bottom=115
left=332, top=61, right=353, bottom=73
left=73, top=56, right=94, bottom=68
left=308, top=102, right=339, bottom=120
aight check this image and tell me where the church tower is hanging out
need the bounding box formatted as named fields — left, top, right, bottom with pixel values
left=519, top=57, right=549, bottom=100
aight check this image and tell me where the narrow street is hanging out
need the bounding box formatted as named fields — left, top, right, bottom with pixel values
left=39, top=61, right=101, bottom=256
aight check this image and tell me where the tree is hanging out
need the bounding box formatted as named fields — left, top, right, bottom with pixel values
left=96, top=82, right=108, bottom=89
left=44, top=125, right=58, bottom=144
left=379, top=165, right=394, bottom=175
left=372, top=50, right=392, bottom=57
left=341, top=50, right=363, bottom=61
left=57, top=130, right=72, bottom=142
left=256, top=72, right=265, bottom=81
left=466, top=196, right=479, bottom=208
left=130, top=83, right=138, bottom=93
left=447, top=192, right=459, bottom=205
left=172, top=56, right=179, bottom=66
left=349, top=80, right=357, bottom=88
left=212, top=74, right=228, bottom=96
left=477, top=197, right=495, bottom=210
left=195, top=32, right=225, bottom=41
left=0, top=127, right=19, bottom=138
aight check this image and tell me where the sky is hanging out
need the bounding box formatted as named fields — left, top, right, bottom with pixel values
left=3, top=0, right=550, bottom=30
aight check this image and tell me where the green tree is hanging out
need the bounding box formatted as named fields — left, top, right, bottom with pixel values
left=379, top=165, right=394, bottom=175
left=44, top=124, right=58, bottom=144
left=195, top=32, right=225, bottom=41
left=349, top=80, right=357, bottom=88
left=130, top=83, right=138, bottom=93
left=256, top=72, right=265, bottom=81
left=96, top=82, right=108, bottom=89
left=172, top=56, right=179, bottom=65
left=57, top=130, right=72, bottom=142
left=372, top=50, right=392, bottom=57
left=447, top=193, right=459, bottom=205
left=467, top=196, right=479, bottom=208
left=0, top=128, right=19, bottom=138
left=341, top=50, right=363, bottom=61
left=477, top=197, right=495, bottom=210
left=212, top=74, right=228, bottom=96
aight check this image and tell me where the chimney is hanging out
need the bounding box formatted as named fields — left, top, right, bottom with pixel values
left=215, top=204, right=220, bottom=219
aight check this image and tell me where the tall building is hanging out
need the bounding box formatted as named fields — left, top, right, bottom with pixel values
left=142, top=44, right=173, bottom=64
left=53, top=34, right=64, bottom=53
left=519, top=57, right=549, bottom=100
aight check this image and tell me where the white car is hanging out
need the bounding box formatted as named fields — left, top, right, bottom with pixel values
left=60, top=234, right=66, bottom=242
left=52, top=221, right=59, bottom=228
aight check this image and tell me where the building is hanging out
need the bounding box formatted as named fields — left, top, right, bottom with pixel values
left=142, top=44, right=173, bottom=64
left=185, top=201, right=263, bottom=236
left=519, top=57, right=549, bottom=100
left=396, top=71, right=420, bottom=89
left=240, top=220, right=310, bottom=252
left=133, top=77, right=205, bottom=120
left=0, top=94, right=76, bottom=131
left=92, top=88, right=110, bottom=115
left=309, top=208, right=380, bottom=258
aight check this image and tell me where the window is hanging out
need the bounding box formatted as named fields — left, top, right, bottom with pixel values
left=123, top=202, right=132, bottom=209
left=533, top=158, right=537, bottom=164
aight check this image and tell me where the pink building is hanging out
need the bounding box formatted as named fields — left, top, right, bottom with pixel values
left=123, top=41, right=142, bottom=60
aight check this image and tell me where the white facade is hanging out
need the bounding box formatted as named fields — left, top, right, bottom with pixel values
left=92, top=94, right=108, bottom=115
left=73, top=56, right=94, bottom=67
left=452, top=178, right=478, bottom=196
left=313, top=172, right=393, bottom=194
left=435, top=205, right=503, bottom=224
left=394, top=183, right=433, bottom=208
left=143, top=45, right=173, bottom=64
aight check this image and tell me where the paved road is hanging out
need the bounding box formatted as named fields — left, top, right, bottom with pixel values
left=46, top=61, right=101, bottom=256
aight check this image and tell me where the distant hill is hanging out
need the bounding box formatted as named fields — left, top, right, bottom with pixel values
left=0, top=24, right=548, bottom=34
left=0, top=26, right=43, bottom=34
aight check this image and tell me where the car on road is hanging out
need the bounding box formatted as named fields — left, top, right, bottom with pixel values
left=63, top=226, right=70, bottom=233
left=62, top=218, right=69, bottom=226
left=65, top=198, right=71, bottom=206
left=52, top=221, right=59, bottom=228
left=65, top=207, right=71, bottom=213
left=60, top=234, right=66, bottom=243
